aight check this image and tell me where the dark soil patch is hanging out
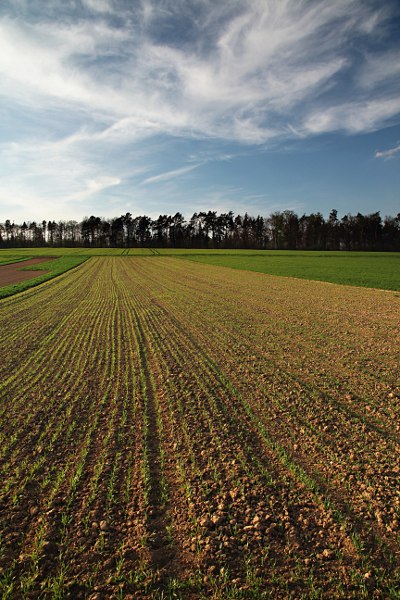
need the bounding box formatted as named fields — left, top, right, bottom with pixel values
left=0, top=257, right=55, bottom=287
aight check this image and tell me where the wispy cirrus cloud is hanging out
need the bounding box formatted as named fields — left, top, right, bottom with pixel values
left=303, top=98, right=400, bottom=135
left=358, top=50, right=400, bottom=91
left=141, top=164, right=202, bottom=185
left=1, top=0, right=399, bottom=145
left=375, top=144, right=400, bottom=159
left=0, top=0, right=399, bottom=220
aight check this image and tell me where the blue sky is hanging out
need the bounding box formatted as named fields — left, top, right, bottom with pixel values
left=0, top=0, right=399, bottom=223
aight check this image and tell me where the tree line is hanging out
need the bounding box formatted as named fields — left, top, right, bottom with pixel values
left=1, top=209, right=399, bottom=251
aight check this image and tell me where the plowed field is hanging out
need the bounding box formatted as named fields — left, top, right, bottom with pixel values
left=0, top=257, right=399, bottom=599
left=0, top=258, right=53, bottom=287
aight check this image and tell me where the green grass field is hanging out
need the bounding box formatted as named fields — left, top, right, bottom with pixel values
left=0, top=248, right=399, bottom=294
left=0, top=254, right=34, bottom=265
left=175, top=250, right=400, bottom=291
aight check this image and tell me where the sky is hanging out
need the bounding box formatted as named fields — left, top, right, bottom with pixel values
left=0, top=0, right=399, bottom=224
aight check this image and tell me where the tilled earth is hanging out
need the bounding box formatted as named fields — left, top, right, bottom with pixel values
left=0, top=258, right=53, bottom=287
left=0, top=256, right=399, bottom=599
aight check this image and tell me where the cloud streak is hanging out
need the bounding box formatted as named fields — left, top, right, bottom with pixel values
left=0, top=0, right=399, bottom=220
left=141, top=164, right=202, bottom=185
left=375, top=144, right=400, bottom=159
left=1, top=0, right=399, bottom=145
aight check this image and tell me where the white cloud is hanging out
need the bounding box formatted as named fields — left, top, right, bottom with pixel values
left=303, top=98, right=400, bottom=135
left=141, top=164, right=202, bottom=185
left=375, top=144, right=400, bottom=159
left=0, top=132, right=125, bottom=220
left=1, top=0, right=398, bottom=147
left=0, top=18, right=131, bottom=116
left=82, top=0, right=113, bottom=13
left=88, top=176, right=121, bottom=192
left=0, top=0, right=399, bottom=220
left=359, top=51, right=400, bottom=90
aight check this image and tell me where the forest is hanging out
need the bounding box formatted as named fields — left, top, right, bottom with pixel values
left=1, top=209, right=399, bottom=251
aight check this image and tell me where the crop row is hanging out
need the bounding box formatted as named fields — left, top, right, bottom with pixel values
left=1, top=256, right=399, bottom=598
left=1, top=259, right=149, bottom=597
left=124, top=257, right=400, bottom=593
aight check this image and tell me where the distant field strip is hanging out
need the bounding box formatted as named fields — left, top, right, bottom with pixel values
left=1, top=248, right=399, bottom=291
left=0, top=256, right=88, bottom=299
left=177, top=251, right=400, bottom=291
left=0, top=257, right=399, bottom=598
left=0, top=257, right=56, bottom=287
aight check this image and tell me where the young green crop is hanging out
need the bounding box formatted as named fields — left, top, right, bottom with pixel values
left=2, top=247, right=399, bottom=290
left=1, top=256, right=399, bottom=598
left=173, top=250, right=400, bottom=291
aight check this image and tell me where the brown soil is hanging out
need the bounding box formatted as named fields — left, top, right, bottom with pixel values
left=0, top=258, right=54, bottom=286
left=0, top=256, right=399, bottom=598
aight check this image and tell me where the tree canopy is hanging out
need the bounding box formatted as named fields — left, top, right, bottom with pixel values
left=1, top=210, right=399, bottom=251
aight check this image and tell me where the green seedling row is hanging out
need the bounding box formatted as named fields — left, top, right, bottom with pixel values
left=1, top=256, right=399, bottom=598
